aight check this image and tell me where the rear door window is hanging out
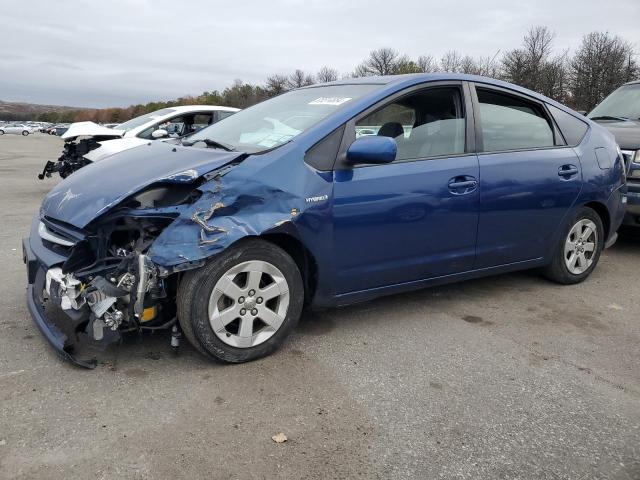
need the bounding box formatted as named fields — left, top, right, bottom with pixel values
left=476, top=88, right=555, bottom=152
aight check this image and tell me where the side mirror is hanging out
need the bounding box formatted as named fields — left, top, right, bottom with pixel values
left=346, top=136, right=397, bottom=165
left=151, top=129, right=168, bottom=139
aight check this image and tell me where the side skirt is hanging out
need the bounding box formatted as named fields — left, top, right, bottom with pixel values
left=328, top=258, right=546, bottom=308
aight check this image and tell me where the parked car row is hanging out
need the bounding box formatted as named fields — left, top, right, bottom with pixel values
left=22, top=74, right=632, bottom=368
left=0, top=121, right=124, bottom=137
left=0, top=122, right=72, bottom=136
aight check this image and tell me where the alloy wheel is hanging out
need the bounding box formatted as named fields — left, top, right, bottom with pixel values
left=208, top=260, right=290, bottom=348
left=564, top=219, right=597, bottom=275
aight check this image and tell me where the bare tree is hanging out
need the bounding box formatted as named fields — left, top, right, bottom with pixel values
left=440, top=51, right=463, bottom=73
left=287, top=69, right=315, bottom=89
left=265, top=74, right=289, bottom=96
left=501, top=26, right=569, bottom=102
left=354, top=47, right=399, bottom=76
left=540, top=53, right=570, bottom=103
left=501, top=48, right=529, bottom=85
left=316, top=66, right=339, bottom=83
left=352, top=62, right=371, bottom=77
left=523, top=26, right=555, bottom=72
left=570, top=31, right=639, bottom=111
left=460, top=55, right=479, bottom=74
left=417, top=55, right=438, bottom=73
left=394, top=55, right=423, bottom=74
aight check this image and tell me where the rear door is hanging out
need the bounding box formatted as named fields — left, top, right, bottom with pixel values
left=471, top=84, right=583, bottom=268
left=332, top=82, right=480, bottom=294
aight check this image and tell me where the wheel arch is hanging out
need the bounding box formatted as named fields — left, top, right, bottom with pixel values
left=584, top=201, right=610, bottom=240
left=259, top=232, right=318, bottom=306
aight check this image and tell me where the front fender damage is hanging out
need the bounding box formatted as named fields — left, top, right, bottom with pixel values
left=148, top=173, right=302, bottom=270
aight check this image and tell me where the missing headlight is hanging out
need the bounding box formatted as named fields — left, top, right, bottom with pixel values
left=130, top=185, right=202, bottom=209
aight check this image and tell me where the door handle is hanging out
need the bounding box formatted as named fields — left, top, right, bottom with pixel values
left=558, top=165, right=579, bottom=178
left=449, top=180, right=477, bottom=189
left=448, top=176, right=478, bottom=195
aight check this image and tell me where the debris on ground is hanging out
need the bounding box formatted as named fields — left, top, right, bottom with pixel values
left=271, top=433, right=287, bottom=443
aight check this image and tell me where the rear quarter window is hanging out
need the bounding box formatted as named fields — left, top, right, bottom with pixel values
left=547, top=105, right=589, bottom=146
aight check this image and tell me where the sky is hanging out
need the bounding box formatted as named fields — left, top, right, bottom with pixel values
left=1, top=0, right=638, bottom=108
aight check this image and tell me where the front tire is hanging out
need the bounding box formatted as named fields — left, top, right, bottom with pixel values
left=22, top=130, right=29, bottom=136
left=0, top=130, right=4, bottom=135
left=177, top=239, right=304, bottom=363
left=543, top=206, right=604, bottom=284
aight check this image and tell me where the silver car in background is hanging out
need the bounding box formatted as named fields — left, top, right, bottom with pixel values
left=0, top=123, right=31, bottom=136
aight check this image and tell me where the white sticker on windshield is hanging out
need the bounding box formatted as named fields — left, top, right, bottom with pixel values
left=308, top=97, right=352, bottom=106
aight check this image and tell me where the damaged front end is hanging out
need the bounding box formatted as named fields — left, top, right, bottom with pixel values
left=25, top=213, right=178, bottom=367
left=25, top=138, right=322, bottom=367
left=26, top=142, right=253, bottom=367
left=39, top=135, right=121, bottom=180
left=39, top=122, right=124, bottom=180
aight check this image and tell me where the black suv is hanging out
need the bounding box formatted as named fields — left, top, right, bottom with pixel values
left=589, top=80, right=640, bottom=227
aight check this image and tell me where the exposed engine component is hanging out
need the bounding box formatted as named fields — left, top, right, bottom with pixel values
left=45, top=267, right=85, bottom=310
left=104, top=307, right=125, bottom=331
left=38, top=136, right=118, bottom=180
left=45, top=247, right=163, bottom=344
left=116, top=272, right=136, bottom=291
left=85, top=289, right=117, bottom=318
left=134, top=254, right=153, bottom=318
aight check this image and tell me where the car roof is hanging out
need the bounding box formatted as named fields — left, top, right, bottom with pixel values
left=310, top=72, right=575, bottom=113
left=622, top=79, right=640, bottom=86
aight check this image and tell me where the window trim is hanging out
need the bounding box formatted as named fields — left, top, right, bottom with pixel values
left=470, top=82, right=568, bottom=155
left=335, top=81, right=476, bottom=169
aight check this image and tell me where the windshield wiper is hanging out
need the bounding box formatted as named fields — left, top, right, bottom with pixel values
left=182, top=138, right=236, bottom=151
left=589, top=115, right=631, bottom=122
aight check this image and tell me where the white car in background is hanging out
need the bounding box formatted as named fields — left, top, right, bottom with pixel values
left=40, top=105, right=239, bottom=178
left=0, top=123, right=31, bottom=136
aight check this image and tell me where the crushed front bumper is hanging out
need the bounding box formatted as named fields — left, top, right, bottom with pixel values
left=22, top=219, right=97, bottom=369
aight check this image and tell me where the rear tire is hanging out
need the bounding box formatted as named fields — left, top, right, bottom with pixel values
left=177, top=239, right=303, bottom=363
left=0, top=130, right=4, bottom=135
left=543, top=206, right=604, bottom=284
left=22, top=130, right=29, bottom=136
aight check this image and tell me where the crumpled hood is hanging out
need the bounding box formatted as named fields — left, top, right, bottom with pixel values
left=593, top=119, right=640, bottom=150
left=41, top=141, right=244, bottom=228
left=60, top=121, right=125, bottom=140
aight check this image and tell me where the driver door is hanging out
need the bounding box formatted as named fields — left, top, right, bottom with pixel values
left=332, top=83, right=480, bottom=294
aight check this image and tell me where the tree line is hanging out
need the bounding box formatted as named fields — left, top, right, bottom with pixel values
left=27, top=27, right=640, bottom=124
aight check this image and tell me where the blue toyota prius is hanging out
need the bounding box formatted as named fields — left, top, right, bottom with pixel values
left=23, top=74, right=627, bottom=367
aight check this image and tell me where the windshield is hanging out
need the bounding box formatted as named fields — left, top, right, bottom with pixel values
left=589, top=84, right=640, bottom=120
left=115, top=108, right=177, bottom=132
left=186, top=84, right=381, bottom=153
